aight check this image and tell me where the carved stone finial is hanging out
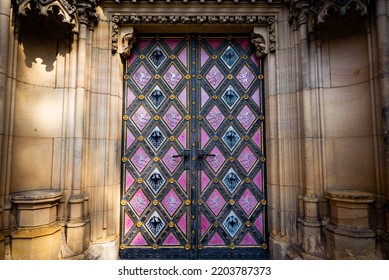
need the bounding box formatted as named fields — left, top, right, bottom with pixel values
left=251, top=32, right=267, bottom=59
left=120, top=32, right=136, bottom=60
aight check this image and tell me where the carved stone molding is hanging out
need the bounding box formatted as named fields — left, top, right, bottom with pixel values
left=120, top=32, right=136, bottom=60
left=76, top=0, right=99, bottom=30
left=111, top=15, right=276, bottom=54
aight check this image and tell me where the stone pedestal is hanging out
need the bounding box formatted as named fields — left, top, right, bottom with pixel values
left=324, top=190, right=376, bottom=259
left=11, top=190, right=63, bottom=259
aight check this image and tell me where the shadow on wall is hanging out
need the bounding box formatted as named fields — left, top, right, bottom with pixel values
left=18, top=11, right=73, bottom=72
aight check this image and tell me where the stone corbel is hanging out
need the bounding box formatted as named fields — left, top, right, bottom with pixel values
left=251, top=27, right=268, bottom=59
left=120, top=31, right=137, bottom=60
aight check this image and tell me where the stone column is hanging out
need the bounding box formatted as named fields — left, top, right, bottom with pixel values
left=0, top=0, right=12, bottom=260
left=65, top=1, right=97, bottom=256
left=291, top=0, right=323, bottom=256
left=376, top=0, right=389, bottom=257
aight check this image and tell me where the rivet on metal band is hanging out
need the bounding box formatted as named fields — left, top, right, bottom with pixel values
left=152, top=244, right=158, bottom=250
left=198, top=244, right=203, bottom=250
left=185, top=244, right=191, bottom=250
left=122, top=115, right=129, bottom=121
left=227, top=74, right=233, bottom=80
left=213, top=178, right=219, bottom=184
left=259, top=114, right=265, bottom=121
left=258, top=74, right=264, bottom=80
left=154, top=157, right=159, bottom=162
left=137, top=178, right=143, bottom=184
left=185, top=74, right=191, bottom=80
left=261, top=243, right=268, bottom=249
left=120, top=244, right=126, bottom=250
left=212, top=54, right=218, bottom=59
left=245, top=221, right=251, bottom=227
left=138, top=136, right=144, bottom=141
left=185, top=199, right=191, bottom=205
left=120, top=199, right=127, bottom=206
left=197, top=199, right=203, bottom=205
left=230, top=243, right=236, bottom=250
left=139, top=54, right=145, bottom=59
left=229, top=199, right=235, bottom=205
left=245, top=178, right=251, bottom=184
left=261, top=199, right=267, bottom=205
left=213, top=222, right=219, bottom=227
left=197, top=74, right=203, bottom=80
left=136, top=221, right=143, bottom=228
left=169, top=94, right=176, bottom=100
left=185, top=115, right=191, bottom=120
left=124, top=74, right=130, bottom=80
left=229, top=157, right=235, bottom=162
left=168, top=221, right=175, bottom=228
left=169, top=136, right=175, bottom=141
left=153, top=199, right=159, bottom=206
left=213, top=136, right=219, bottom=141
left=155, top=74, right=161, bottom=79
left=260, top=156, right=266, bottom=163
left=169, top=178, right=175, bottom=184
left=153, top=115, right=160, bottom=121
left=138, top=94, right=145, bottom=100
left=121, top=156, right=128, bottom=163
left=170, top=54, right=176, bottom=59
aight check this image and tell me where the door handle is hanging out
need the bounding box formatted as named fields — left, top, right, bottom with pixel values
left=197, top=149, right=215, bottom=170
left=172, top=150, right=190, bottom=170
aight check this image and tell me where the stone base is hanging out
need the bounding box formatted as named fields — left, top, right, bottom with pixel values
left=65, top=222, right=88, bottom=256
left=298, top=218, right=325, bottom=256
left=0, top=235, right=4, bottom=260
left=85, top=235, right=119, bottom=260
left=269, top=235, right=291, bottom=260
left=383, top=235, right=389, bottom=259
left=325, top=223, right=378, bottom=259
left=11, top=224, right=62, bottom=259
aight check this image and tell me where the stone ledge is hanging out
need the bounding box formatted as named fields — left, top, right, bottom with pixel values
left=11, top=189, right=63, bottom=204
left=324, top=190, right=375, bottom=203
left=325, top=222, right=375, bottom=238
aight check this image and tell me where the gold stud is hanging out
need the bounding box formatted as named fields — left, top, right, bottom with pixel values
left=120, top=244, right=126, bottom=250
left=185, top=74, right=191, bottom=80
left=124, top=74, right=130, bottom=80
left=245, top=221, right=251, bottom=227
left=169, top=94, right=176, bottom=100
left=170, top=54, right=176, bottom=59
left=153, top=115, right=160, bottom=121
left=213, top=222, right=219, bottom=227
left=155, top=74, right=161, bottom=79
left=197, top=74, right=203, bottom=80
left=153, top=199, right=159, bottom=205
left=198, top=244, right=203, bottom=250
left=121, top=156, right=128, bottom=163
left=244, top=135, right=250, bottom=141
left=122, top=115, right=129, bottom=121
left=227, top=35, right=233, bottom=41
left=261, top=199, right=267, bottom=205
left=169, top=178, right=175, bottom=184
left=197, top=199, right=203, bottom=205
left=185, top=244, right=191, bottom=250
left=197, top=115, right=203, bottom=120
left=258, top=74, right=264, bottom=80
left=243, top=94, right=249, bottom=100
left=138, top=136, right=144, bottom=141
left=259, top=115, right=265, bottom=121
left=185, top=199, right=191, bottom=205
left=136, top=221, right=143, bottom=227
left=138, top=94, right=145, bottom=100
left=169, top=136, right=175, bottom=141
left=139, top=54, right=145, bottom=59
left=168, top=221, right=175, bottom=228
left=212, top=95, right=218, bottom=100
left=245, top=178, right=251, bottom=184
left=212, top=54, right=218, bottom=59
left=185, top=115, right=191, bottom=121
left=230, top=243, right=236, bottom=250
left=213, top=136, right=219, bottom=141
left=242, top=55, right=248, bottom=59
left=154, top=157, right=159, bottom=162
left=152, top=244, right=158, bottom=250
left=137, top=178, right=143, bottom=184
left=229, top=199, right=235, bottom=205
left=120, top=199, right=127, bottom=206
left=213, top=178, right=219, bottom=184
left=228, top=115, right=234, bottom=120
left=260, top=156, right=266, bottom=163
left=227, top=74, right=233, bottom=80
left=261, top=243, right=268, bottom=249
left=229, top=157, right=235, bottom=162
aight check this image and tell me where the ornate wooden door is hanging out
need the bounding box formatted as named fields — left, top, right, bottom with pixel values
left=120, top=35, right=266, bottom=259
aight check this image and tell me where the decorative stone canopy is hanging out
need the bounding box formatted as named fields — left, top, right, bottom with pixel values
left=289, top=0, right=371, bottom=33
left=12, top=0, right=99, bottom=34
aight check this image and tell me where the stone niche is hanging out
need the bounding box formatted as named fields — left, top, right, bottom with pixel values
left=324, top=190, right=377, bottom=259
left=11, top=189, right=63, bottom=259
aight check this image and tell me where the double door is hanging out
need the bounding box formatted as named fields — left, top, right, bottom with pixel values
left=120, top=34, right=266, bottom=259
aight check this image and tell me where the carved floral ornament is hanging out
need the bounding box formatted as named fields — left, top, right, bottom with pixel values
left=289, top=0, right=370, bottom=31
left=12, top=0, right=99, bottom=32
left=112, top=15, right=276, bottom=56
